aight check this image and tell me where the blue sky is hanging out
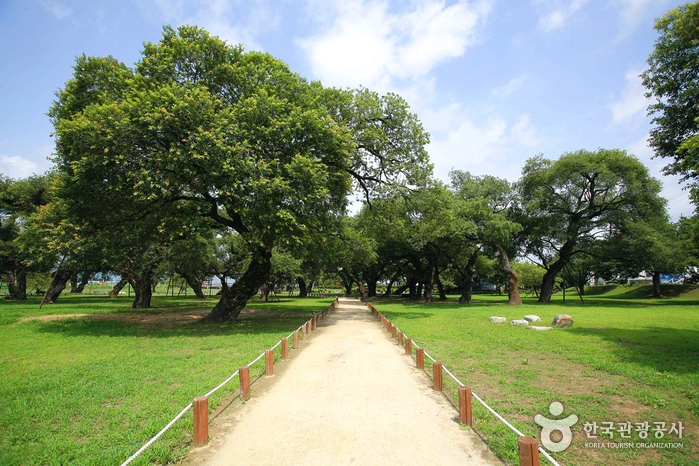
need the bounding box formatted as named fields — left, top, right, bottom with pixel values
left=0, top=0, right=694, bottom=219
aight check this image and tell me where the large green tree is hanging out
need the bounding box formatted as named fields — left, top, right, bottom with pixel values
left=642, top=1, right=699, bottom=204
left=518, top=149, right=666, bottom=303
left=50, top=25, right=431, bottom=321
left=450, top=171, right=523, bottom=305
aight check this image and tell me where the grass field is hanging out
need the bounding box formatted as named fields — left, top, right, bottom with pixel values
left=1, top=285, right=697, bottom=465
left=370, top=285, right=699, bottom=466
left=0, top=293, right=332, bottom=466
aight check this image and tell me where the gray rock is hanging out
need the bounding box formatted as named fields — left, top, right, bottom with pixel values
left=552, top=314, right=574, bottom=328
left=489, top=316, right=507, bottom=323
left=528, top=326, right=554, bottom=331
left=523, top=315, right=541, bottom=322
left=510, top=319, right=529, bottom=326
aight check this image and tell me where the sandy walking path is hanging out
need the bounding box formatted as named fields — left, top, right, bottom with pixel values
left=188, top=298, right=502, bottom=466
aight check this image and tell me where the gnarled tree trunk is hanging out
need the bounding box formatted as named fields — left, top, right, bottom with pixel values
left=45, top=267, right=75, bottom=304
left=109, top=278, right=128, bottom=298
left=203, top=248, right=272, bottom=322
left=181, top=272, right=206, bottom=299
left=458, top=251, right=479, bottom=304
left=493, top=244, right=522, bottom=306
left=297, top=277, right=308, bottom=298
left=652, top=271, right=662, bottom=298
left=5, top=268, right=27, bottom=300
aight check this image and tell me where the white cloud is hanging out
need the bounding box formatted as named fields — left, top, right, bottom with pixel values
left=297, top=0, right=491, bottom=91
left=39, top=0, right=72, bottom=19
left=537, top=0, right=590, bottom=32
left=137, top=0, right=279, bottom=52
left=492, top=74, right=528, bottom=99
left=0, top=155, right=38, bottom=179
left=612, top=0, right=666, bottom=41
left=608, top=68, right=647, bottom=126
left=424, top=105, right=539, bottom=183
left=511, top=114, right=541, bottom=147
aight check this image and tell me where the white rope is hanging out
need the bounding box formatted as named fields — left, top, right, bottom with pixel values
left=249, top=351, right=266, bottom=367
left=271, top=339, right=282, bottom=350
left=442, top=365, right=461, bottom=385
left=205, top=369, right=240, bottom=398
left=120, top=403, right=193, bottom=466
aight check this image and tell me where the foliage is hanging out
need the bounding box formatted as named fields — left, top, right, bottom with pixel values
left=642, top=1, right=699, bottom=205
left=518, top=148, right=666, bottom=302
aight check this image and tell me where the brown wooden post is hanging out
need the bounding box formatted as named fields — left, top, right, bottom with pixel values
left=416, top=348, right=424, bottom=369
left=405, top=337, right=412, bottom=355
left=391, top=325, right=397, bottom=338
left=518, top=436, right=541, bottom=466
left=239, top=366, right=251, bottom=401
left=433, top=361, right=443, bottom=391
left=282, top=338, right=289, bottom=359
left=293, top=330, right=299, bottom=349
left=398, top=331, right=403, bottom=346
left=458, top=386, right=472, bottom=426
left=265, top=349, right=274, bottom=376
left=193, top=395, right=208, bottom=447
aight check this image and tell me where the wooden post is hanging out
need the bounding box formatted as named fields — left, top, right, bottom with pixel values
left=459, top=386, right=472, bottom=426
left=240, top=366, right=251, bottom=401
left=265, top=349, right=274, bottom=376
left=405, top=338, right=412, bottom=355
left=301, top=323, right=307, bottom=340
left=282, top=338, right=289, bottom=359
left=391, top=325, right=397, bottom=338
left=433, top=361, right=443, bottom=391
left=518, top=436, right=541, bottom=466
left=192, top=395, right=208, bottom=447
left=416, top=348, right=424, bottom=369
left=293, top=330, right=299, bottom=349
left=398, top=331, right=403, bottom=346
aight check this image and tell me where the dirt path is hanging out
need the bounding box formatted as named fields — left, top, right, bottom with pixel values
left=184, top=298, right=503, bottom=466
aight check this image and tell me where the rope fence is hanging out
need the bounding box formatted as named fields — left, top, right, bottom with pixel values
left=119, top=297, right=339, bottom=466
left=366, top=301, right=562, bottom=466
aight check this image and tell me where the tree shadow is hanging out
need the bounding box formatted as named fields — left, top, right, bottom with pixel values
left=566, top=326, right=699, bottom=375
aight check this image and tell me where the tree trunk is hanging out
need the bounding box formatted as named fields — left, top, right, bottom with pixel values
left=45, top=267, right=74, bottom=304
left=70, top=273, right=79, bottom=294
left=354, top=278, right=366, bottom=297
left=435, top=267, right=447, bottom=301
left=181, top=272, right=206, bottom=299
left=458, top=250, right=478, bottom=304
left=203, top=248, right=272, bottom=322
left=538, top=230, right=578, bottom=303
left=383, top=272, right=400, bottom=297
left=366, top=278, right=377, bottom=298
left=393, top=283, right=409, bottom=296
left=297, top=277, right=308, bottom=298
left=306, top=280, right=314, bottom=295
left=74, top=274, right=90, bottom=294
left=131, top=275, right=153, bottom=309
left=652, top=271, right=662, bottom=298
left=109, top=278, right=128, bottom=298
left=493, top=244, right=522, bottom=306
left=5, top=268, right=27, bottom=300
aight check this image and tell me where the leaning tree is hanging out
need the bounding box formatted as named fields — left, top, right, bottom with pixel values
left=50, top=25, right=431, bottom=321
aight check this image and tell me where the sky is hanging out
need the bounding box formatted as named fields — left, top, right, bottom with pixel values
left=0, top=0, right=695, bottom=219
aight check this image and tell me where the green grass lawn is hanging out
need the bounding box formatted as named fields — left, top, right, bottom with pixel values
left=369, top=287, right=699, bottom=466
left=0, top=293, right=333, bottom=465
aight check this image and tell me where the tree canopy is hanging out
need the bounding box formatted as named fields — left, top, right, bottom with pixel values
left=642, top=1, right=699, bottom=205
left=49, top=25, right=432, bottom=320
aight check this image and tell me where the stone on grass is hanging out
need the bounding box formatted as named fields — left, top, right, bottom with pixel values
left=528, top=326, right=553, bottom=331
left=490, top=316, right=507, bottom=323
left=510, top=319, right=529, bottom=326
left=552, top=314, right=573, bottom=328
left=523, top=315, right=541, bottom=322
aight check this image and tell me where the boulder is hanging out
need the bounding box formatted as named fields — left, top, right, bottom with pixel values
left=523, top=315, right=541, bottom=322
left=552, top=314, right=573, bottom=328
left=510, top=319, right=529, bottom=326
left=490, top=316, right=507, bottom=323
left=528, top=326, right=554, bottom=331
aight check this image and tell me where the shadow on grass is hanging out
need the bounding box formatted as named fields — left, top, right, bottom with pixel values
left=567, top=326, right=699, bottom=375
